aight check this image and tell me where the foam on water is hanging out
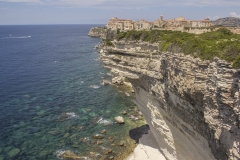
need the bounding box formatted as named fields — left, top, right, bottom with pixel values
left=65, top=112, right=78, bottom=118
left=89, top=85, right=100, bottom=89
left=1, top=36, right=31, bottom=39
left=106, top=73, right=112, bottom=76
left=125, top=92, right=130, bottom=96
left=96, top=117, right=114, bottom=125
left=94, top=58, right=100, bottom=61
left=55, top=150, right=66, bottom=159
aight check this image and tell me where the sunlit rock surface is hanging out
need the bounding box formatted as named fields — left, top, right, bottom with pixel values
left=101, top=40, right=240, bottom=160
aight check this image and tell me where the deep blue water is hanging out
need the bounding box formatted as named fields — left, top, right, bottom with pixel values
left=0, top=25, right=144, bottom=160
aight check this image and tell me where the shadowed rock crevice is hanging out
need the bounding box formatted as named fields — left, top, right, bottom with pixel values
left=129, top=124, right=150, bottom=143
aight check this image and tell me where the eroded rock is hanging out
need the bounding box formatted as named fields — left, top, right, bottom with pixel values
left=100, top=40, right=240, bottom=160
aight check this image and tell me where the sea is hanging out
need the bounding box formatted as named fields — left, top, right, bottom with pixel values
left=0, top=25, right=145, bottom=160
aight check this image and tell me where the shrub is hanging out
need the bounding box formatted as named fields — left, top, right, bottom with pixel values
left=105, top=41, right=114, bottom=46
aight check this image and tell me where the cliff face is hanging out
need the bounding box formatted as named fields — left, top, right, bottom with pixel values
left=100, top=41, right=240, bottom=160
left=88, top=27, right=115, bottom=40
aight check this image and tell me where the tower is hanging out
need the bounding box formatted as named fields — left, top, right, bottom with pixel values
left=160, top=15, right=163, bottom=21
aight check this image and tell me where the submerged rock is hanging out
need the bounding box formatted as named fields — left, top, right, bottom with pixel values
left=109, top=156, right=114, bottom=159
left=100, top=146, right=112, bottom=155
left=62, top=150, right=81, bottom=160
left=122, top=111, right=127, bottom=115
left=101, top=129, right=106, bottom=134
left=97, top=140, right=103, bottom=145
left=82, top=137, right=90, bottom=143
left=48, top=130, right=59, bottom=135
left=114, top=116, right=124, bottom=124
left=118, top=141, right=124, bottom=146
left=57, top=112, right=77, bottom=121
left=89, top=152, right=101, bottom=159
left=109, top=137, right=114, bottom=143
left=7, top=148, right=20, bottom=158
left=92, top=134, right=105, bottom=139
left=100, top=155, right=108, bottom=160
left=64, top=133, right=70, bottom=137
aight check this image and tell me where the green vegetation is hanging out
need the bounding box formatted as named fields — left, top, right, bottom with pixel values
left=117, top=28, right=121, bottom=34
left=116, top=28, right=240, bottom=68
left=105, top=40, right=114, bottom=46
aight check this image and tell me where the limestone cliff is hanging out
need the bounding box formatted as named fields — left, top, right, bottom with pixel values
left=88, top=27, right=115, bottom=40
left=100, top=40, right=240, bottom=160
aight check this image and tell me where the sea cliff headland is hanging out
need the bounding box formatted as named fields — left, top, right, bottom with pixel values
left=88, top=22, right=240, bottom=160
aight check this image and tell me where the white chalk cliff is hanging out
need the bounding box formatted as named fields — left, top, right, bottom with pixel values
left=100, top=40, right=240, bottom=160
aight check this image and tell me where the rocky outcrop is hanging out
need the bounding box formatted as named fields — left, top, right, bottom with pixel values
left=212, top=17, right=240, bottom=27
left=100, top=40, right=240, bottom=160
left=88, top=27, right=115, bottom=40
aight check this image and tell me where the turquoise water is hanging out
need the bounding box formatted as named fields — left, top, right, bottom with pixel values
left=0, top=25, right=145, bottom=159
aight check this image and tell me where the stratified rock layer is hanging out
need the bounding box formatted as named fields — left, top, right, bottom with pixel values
left=88, top=27, right=115, bottom=40
left=100, top=40, right=240, bottom=160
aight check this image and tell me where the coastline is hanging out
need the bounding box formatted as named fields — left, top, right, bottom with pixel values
left=89, top=27, right=165, bottom=160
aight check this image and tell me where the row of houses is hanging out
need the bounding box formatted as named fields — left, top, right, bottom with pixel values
left=106, top=16, right=214, bottom=31
left=106, top=17, right=153, bottom=31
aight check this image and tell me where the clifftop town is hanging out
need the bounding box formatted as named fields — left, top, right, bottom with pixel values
left=106, top=16, right=213, bottom=31
left=104, top=16, right=240, bottom=34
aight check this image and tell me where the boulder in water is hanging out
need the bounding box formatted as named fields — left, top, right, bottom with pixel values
left=101, top=129, right=106, bottom=134
left=114, top=116, right=124, bottom=124
left=122, top=111, right=127, bottom=115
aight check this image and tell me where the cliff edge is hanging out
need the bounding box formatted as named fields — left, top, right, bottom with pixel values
left=100, top=40, right=240, bottom=160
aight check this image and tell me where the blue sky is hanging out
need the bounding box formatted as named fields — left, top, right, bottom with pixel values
left=0, top=0, right=240, bottom=25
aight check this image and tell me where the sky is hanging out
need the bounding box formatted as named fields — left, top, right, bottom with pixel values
left=0, top=0, right=240, bottom=25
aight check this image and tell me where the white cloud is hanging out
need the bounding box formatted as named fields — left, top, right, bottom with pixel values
left=0, top=0, right=41, bottom=3
left=230, top=12, right=240, bottom=18
left=206, top=16, right=220, bottom=20
left=0, top=0, right=240, bottom=8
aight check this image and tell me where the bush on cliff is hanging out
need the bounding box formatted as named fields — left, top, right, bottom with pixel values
left=104, top=41, right=114, bottom=46
left=116, top=28, right=240, bottom=68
